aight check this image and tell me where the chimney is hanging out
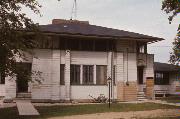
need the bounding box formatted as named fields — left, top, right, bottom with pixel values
left=52, top=19, right=89, bottom=25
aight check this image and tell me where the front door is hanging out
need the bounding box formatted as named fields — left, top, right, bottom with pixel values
left=137, top=66, right=144, bottom=84
left=17, top=77, right=28, bottom=92
left=16, top=63, right=32, bottom=93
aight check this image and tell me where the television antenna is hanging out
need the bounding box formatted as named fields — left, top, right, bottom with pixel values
left=70, top=0, right=77, bottom=20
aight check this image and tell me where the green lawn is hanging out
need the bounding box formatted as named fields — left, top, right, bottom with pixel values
left=166, top=100, right=180, bottom=103
left=0, top=103, right=179, bottom=119
left=159, top=96, right=180, bottom=103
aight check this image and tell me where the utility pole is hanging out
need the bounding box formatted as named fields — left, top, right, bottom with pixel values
left=70, top=0, right=77, bottom=20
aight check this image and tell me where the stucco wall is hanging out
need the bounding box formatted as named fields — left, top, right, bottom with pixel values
left=0, top=85, right=5, bottom=97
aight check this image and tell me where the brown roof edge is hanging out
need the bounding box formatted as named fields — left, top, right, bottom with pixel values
left=23, top=29, right=164, bottom=42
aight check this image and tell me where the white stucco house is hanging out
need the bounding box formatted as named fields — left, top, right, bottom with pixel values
left=0, top=19, right=167, bottom=102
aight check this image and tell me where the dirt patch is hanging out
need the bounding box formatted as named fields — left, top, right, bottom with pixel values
left=48, top=109, right=180, bottom=119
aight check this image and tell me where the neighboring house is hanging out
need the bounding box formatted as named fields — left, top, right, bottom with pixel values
left=0, top=19, right=164, bottom=102
left=154, top=62, right=180, bottom=96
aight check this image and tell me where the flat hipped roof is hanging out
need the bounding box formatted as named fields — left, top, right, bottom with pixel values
left=39, top=19, right=164, bottom=43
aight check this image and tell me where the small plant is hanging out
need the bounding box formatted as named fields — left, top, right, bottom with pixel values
left=89, top=94, right=108, bottom=103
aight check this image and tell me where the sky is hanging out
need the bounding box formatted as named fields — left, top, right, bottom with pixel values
left=24, top=0, right=180, bottom=63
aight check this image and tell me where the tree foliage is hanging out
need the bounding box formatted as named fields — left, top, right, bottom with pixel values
left=162, top=0, right=180, bottom=24
left=162, top=0, right=180, bottom=64
left=0, top=0, right=41, bottom=79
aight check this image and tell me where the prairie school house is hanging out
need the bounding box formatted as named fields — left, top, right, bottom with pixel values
left=0, top=19, right=165, bottom=102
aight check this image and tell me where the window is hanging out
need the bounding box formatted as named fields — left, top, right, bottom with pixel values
left=67, top=39, right=80, bottom=50
left=96, top=65, right=107, bottom=85
left=59, top=39, right=66, bottom=50
left=52, top=36, right=60, bottom=49
left=155, top=72, right=169, bottom=85
left=0, top=72, right=5, bottom=84
left=70, top=65, right=80, bottom=85
left=81, top=39, right=94, bottom=51
left=113, top=65, right=116, bottom=85
left=137, top=42, right=147, bottom=53
left=83, top=65, right=94, bottom=84
left=39, top=37, right=53, bottom=49
left=60, top=64, right=65, bottom=85
left=95, top=40, right=107, bottom=51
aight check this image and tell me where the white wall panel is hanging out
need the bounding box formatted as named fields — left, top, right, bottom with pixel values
left=0, top=85, right=5, bottom=97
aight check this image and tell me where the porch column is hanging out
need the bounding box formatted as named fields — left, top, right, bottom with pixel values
left=65, top=50, right=71, bottom=100
left=5, top=76, right=16, bottom=100
left=107, top=52, right=113, bottom=98
left=51, top=50, right=61, bottom=101
left=116, top=52, right=124, bottom=101
left=145, top=54, right=155, bottom=99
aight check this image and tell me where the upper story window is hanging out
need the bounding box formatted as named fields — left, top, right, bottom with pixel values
left=137, top=42, right=147, bottom=53
left=155, top=72, right=169, bottom=85
left=38, top=36, right=116, bottom=51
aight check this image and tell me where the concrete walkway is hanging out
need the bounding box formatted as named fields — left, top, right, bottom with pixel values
left=16, top=101, right=39, bottom=116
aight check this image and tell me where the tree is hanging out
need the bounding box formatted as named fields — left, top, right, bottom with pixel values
left=162, top=0, right=180, bottom=64
left=0, top=0, right=42, bottom=80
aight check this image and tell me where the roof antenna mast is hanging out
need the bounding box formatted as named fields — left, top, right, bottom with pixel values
left=70, top=0, right=77, bottom=20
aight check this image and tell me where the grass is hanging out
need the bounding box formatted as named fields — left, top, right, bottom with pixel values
left=159, top=96, right=180, bottom=103
left=0, top=103, right=179, bottom=119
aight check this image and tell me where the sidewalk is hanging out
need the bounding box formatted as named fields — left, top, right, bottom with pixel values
left=16, top=100, right=39, bottom=116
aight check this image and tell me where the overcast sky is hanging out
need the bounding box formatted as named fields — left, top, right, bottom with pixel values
left=25, top=0, right=180, bottom=63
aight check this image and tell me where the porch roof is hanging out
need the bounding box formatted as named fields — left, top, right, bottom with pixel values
left=39, top=19, right=164, bottom=43
left=154, top=62, right=180, bottom=72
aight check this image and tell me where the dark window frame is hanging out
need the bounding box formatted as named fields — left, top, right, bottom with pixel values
left=60, top=64, right=65, bottom=85
left=83, top=65, right=94, bottom=85
left=154, top=71, right=169, bottom=85
left=70, top=65, right=80, bottom=85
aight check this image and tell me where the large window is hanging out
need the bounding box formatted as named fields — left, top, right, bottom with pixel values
left=70, top=65, right=80, bottom=85
left=0, top=72, right=5, bottom=84
left=83, top=65, right=94, bottom=85
left=155, top=72, right=169, bottom=85
left=60, top=64, right=65, bottom=85
left=96, top=65, right=107, bottom=85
